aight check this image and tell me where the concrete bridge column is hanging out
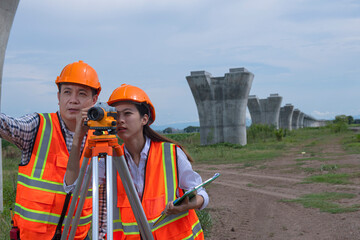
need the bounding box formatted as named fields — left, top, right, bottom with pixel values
left=247, top=95, right=262, bottom=124
left=291, top=109, right=301, bottom=130
left=279, top=104, right=294, bottom=130
left=0, top=0, right=20, bottom=212
left=187, top=67, right=254, bottom=145
left=260, top=94, right=282, bottom=128
left=223, top=68, right=254, bottom=145
left=186, top=71, right=218, bottom=145
left=303, top=115, right=309, bottom=127
left=299, top=112, right=305, bottom=128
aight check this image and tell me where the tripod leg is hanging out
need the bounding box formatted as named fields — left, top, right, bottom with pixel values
left=113, top=155, right=154, bottom=240
left=121, top=173, right=150, bottom=236
left=92, top=156, right=100, bottom=240
left=106, top=155, right=114, bottom=240
left=68, top=159, right=93, bottom=240
left=61, top=157, right=90, bottom=240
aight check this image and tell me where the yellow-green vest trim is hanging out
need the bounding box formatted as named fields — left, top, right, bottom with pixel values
left=13, top=113, right=92, bottom=240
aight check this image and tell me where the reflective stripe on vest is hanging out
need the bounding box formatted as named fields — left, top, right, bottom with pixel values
left=162, top=142, right=177, bottom=204
left=32, top=113, right=53, bottom=178
left=14, top=113, right=92, bottom=239
left=14, top=203, right=92, bottom=226
left=113, top=142, right=180, bottom=233
left=113, top=142, right=203, bottom=239
left=17, top=173, right=93, bottom=197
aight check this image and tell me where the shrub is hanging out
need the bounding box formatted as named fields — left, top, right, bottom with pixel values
left=247, top=124, right=282, bottom=143
left=274, top=128, right=284, bottom=141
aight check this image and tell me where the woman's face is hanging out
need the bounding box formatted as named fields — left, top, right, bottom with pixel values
left=113, top=102, right=149, bottom=141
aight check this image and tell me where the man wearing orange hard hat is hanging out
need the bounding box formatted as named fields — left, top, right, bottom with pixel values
left=0, top=60, right=101, bottom=240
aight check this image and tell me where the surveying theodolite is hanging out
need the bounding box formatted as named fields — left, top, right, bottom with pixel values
left=60, top=103, right=154, bottom=240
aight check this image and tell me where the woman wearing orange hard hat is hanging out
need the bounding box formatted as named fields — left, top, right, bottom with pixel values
left=65, top=84, right=208, bottom=239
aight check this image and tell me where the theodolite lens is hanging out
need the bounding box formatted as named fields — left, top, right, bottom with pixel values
left=88, top=107, right=105, bottom=121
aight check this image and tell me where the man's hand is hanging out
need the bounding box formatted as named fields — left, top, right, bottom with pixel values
left=74, top=107, right=92, bottom=141
left=65, top=105, right=94, bottom=186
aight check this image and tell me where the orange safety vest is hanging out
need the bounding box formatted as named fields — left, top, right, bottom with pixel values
left=13, top=113, right=92, bottom=240
left=113, top=141, right=204, bottom=240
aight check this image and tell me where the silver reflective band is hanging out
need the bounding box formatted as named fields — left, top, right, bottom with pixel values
left=33, top=113, right=53, bottom=178
left=18, top=174, right=64, bottom=193
left=163, top=142, right=175, bottom=203
left=14, top=204, right=92, bottom=226
left=15, top=204, right=59, bottom=225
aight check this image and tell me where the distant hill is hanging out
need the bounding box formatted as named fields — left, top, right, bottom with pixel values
left=151, top=121, right=200, bottom=131
left=152, top=118, right=252, bottom=131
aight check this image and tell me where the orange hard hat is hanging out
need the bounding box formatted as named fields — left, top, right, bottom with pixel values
left=55, top=60, right=101, bottom=95
left=107, top=84, right=156, bottom=124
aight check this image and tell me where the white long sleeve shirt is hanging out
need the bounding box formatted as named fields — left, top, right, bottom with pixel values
left=64, top=137, right=209, bottom=210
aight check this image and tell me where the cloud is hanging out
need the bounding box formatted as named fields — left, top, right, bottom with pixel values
left=4, top=0, right=360, bottom=123
left=312, top=110, right=336, bottom=119
left=3, top=63, right=53, bottom=82
left=18, top=0, right=202, bottom=17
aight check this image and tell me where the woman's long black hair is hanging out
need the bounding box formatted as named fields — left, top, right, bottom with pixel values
left=135, top=103, right=194, bottom=162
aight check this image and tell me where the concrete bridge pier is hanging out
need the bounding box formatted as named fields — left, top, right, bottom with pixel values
left=279, top=104, right=294, bottom=130
left=187, top=68, right=254, bottom=145
left=291, top=109, right=301, bottom=130
left=223, top=68, right=254, bottom=145
left=260, top=94, right=282, bottom=128
left=299, top=112, right=305, bottom=128
left=0, top=0, right=20, bottom=212
left=303, top=114, right=313, bottom=127
left=186, top=71, right=218, bottom=145
left=248, top=94, right=283, bottom=128
left=247, top=95, right=261, bottom=124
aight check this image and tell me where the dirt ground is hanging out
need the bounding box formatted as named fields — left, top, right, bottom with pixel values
left=194, top=135, right=360, bottom=240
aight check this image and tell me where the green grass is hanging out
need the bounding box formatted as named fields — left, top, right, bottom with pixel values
left=342, top=133, right=360, bottom=154
left=0, top=158, right=18, bottom=240
left=166, top=128, right=345, bottom=166
left=3, top=125, right=360, bottom=238
left=0, top=139, right=213, bottom=239
left=196, top=210, right=212, bottom=237
left=320, top=164, right=338, bottom=172
left=303, top=173, right=352, bottom=184
left=281, top=192, right=360, bottom=213
left=300, top=167, right=318, bottom=174
left=295, top=157, right=325, bottom=161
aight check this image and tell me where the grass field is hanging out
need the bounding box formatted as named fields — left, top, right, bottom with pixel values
left=1, top=123, right=359, bottom=239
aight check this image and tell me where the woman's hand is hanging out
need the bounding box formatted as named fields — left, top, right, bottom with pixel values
left=164, top=194, right=204, bottom=215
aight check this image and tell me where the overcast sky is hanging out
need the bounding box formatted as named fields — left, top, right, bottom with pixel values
left=2, top=0, right=360, bottom=126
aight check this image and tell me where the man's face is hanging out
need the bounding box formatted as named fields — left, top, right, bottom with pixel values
left=57, top=83, right=98, bottom=125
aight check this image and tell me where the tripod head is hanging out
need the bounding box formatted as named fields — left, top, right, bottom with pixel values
left=85, top=102, right=118, bottom=136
